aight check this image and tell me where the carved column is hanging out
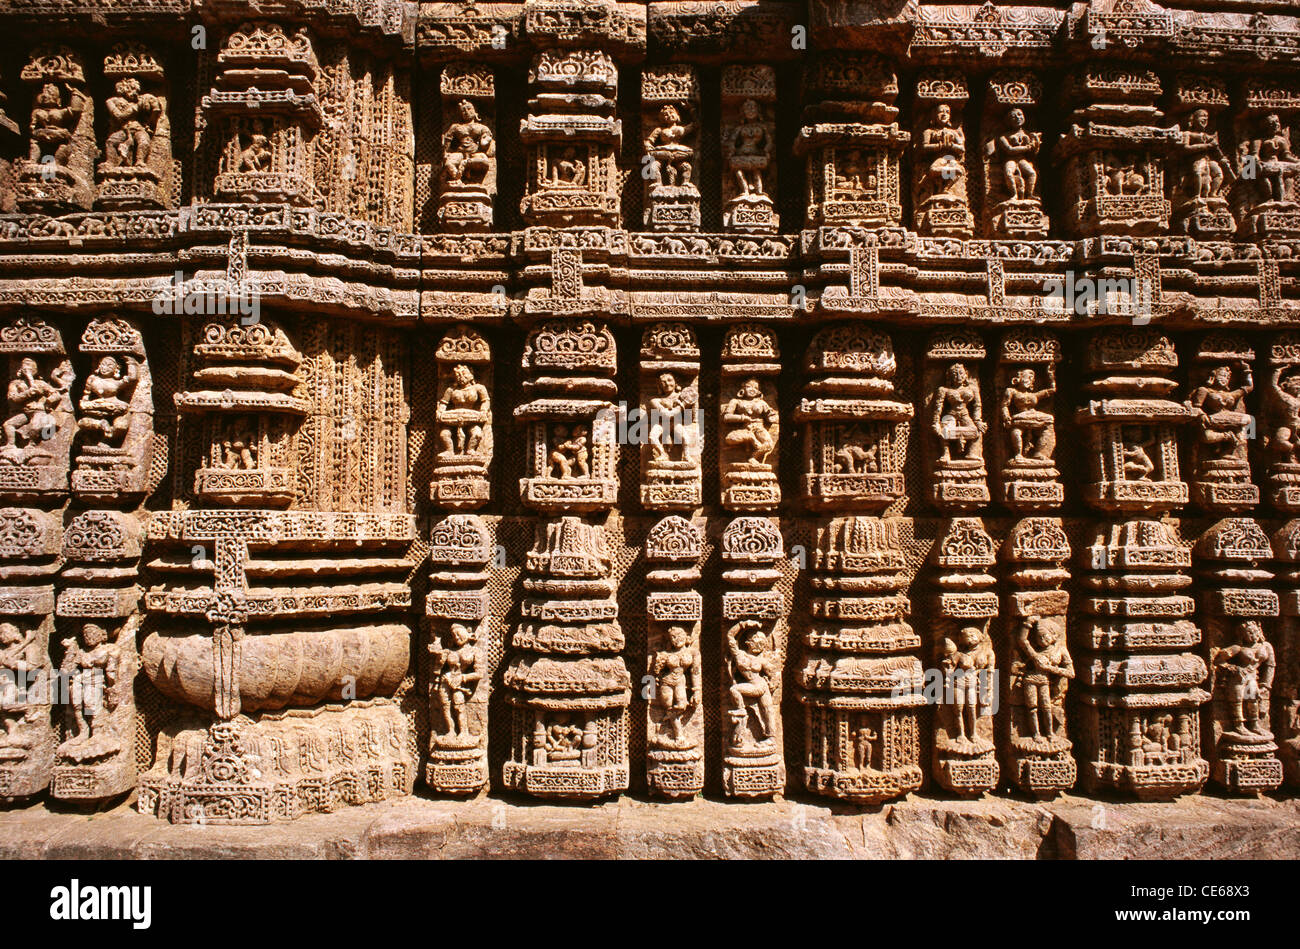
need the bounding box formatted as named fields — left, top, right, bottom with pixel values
left=15, top=46, right=95, bottom=214
left=1273, top=519, right=1300, bottom=788
left=721, top=516, right=785, bottom=798
left=0, top=316, right=72, bottom=801
left=1195, top=519, right=1282, bottom=794
left=794, top=53, right=908, bottom=230
left=994, top=328, right=1061, bottom=511
left=437, top=65, right=496, bottom=231
left=981, top=72, right=1049, bottom=239
left=640, top=324, right=701, bottom=511
left=1169, top=75, right=1234, bottom=238
left=796, top=326, right=921, bottom=803
left=1075, top=328, right=1208, bottom=798
left=1058, top=66, right=1175, bottom=237
left=1186, top=334, right=1258, bottom=513
left=912, top=72, right=973, bottom=237
left=644, top=516, right=703, bottom=799
left=96, top=44, right=173, bottom=211
left=641, top=66, right=700, bottom=231
left=925, top=329, right=989, bottom=510
left=1262, top=331, right=1300, bottom=513
left=720, top=325, right=780, bottom=511
left=520, top=50, right=621, bottom=228
left=929, top=518, right=999, bottom=797
left=506, top=320, right=628, bottom=799
left=1002, top=517, right=1075, bottom=798
left=722, top=65, right=778, bottom=233
left=140, top=318, right=415, bottom=823
left=425, top=515, right=491, bottom=795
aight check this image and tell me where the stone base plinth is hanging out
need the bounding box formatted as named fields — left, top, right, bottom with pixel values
left=3, top=793, right=1299, bottom=859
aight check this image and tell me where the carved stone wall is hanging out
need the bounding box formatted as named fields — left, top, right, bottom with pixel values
left=2, top=0, right=1300, bottom=827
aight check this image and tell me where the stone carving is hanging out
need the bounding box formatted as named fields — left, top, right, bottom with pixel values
left=995, top=329, right=1061, bottom=511
left=644, top=515, right=703, bottom=798
left=1235, top=86, right=1300, bottom=239
left=1264, top=332, right=1300, bottom=513
left=425, top=514, right=491, bottom=795
left=722, top=65, right=778, bottom=233
left=0, top=317, right=74, bottom=500
left=1273, top=519, right=1300, bottom=789
left=438, top=66, right=496, bottom=231
left=797, top=325, right=911, bottom=511
left=721, top=516, right=784, bottom=798
left=0, top=506, right=59, bottom=801
left=925, top=329, right=989, bottom=510
left=73, top=318, right=153, bottom=500
left=982, top=73, right=1049, bottom=239
left=640, top=324, right=701, bottom=510
left=206, top=23, right=323, bottom=206
left=795, top=53, right=908, bottom=229
left=520, top=50, right=620, bottom=227
left=1170, top=76, right=1234, bottom=237
left=1078, top=329, right=1189, bottom=515
left=800, top=515, right=922, bottom=804
left=15, top=47, right=95, bottom=213
left=431, top=326, right=492, bottom=509
left=1186, top=335, right=1258, bottom=513
left=641, top=66, right=700, bottom=231
left=1003, top=518, right=1075, bottom=798
left=929, top=518, right=999, bottom=796
left=1196, top=519, right=1282, bottom=793
left=913, top=73, right=973, bottom=237
left=97, top=45, right=172, bottom=211
left=720, top=325, right=780, bottom=511
left=1059, top=67, right=1176, bottom=236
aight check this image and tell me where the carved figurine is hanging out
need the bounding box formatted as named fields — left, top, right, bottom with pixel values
left=650, top=626, right=701, bottom=743
left=442, top=100, right=494, bottom=189
left=1001, top=365, right=1055, bottom=463
left=1215, top=620, right=1275, bottom=738
left=726, top=620, right=778, bottom=749
left=429, top=623, right=481, bottom=739
left=932, top=363, right=986, bottom=463
left=1009, top=616, right=1074, bottom=744
left=102, top=78, right=160, bottom=169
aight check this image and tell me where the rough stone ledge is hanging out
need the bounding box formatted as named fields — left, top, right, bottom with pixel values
left=1, top=792, right=1297, bottom=859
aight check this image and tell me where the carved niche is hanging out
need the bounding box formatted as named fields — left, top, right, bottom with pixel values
left=721, top=516, right=785, bottom=798
left=720, top=325, right=780, bottom=512
left=15, top=46, right=95, bottom=214
left=1273, top=519, right=1300, bottom=789
left=929, top=517, right=999, bottom=797
left=0, top=507, right=59, bottom=801
left=995, top=328, right=1061, bottom=511
left=722, top=65, right=778, bottom=233
left=981, top=72, right=1049, bottom=239
left=1233, top=83, right=1300, bottom=239
left=925, top=329, right=989, bottom=510
left=1169, top=75, right=1234, bottom=238
left=640, top=323, right=701, bottom=511
left=797, top=324, right=911, bottom=511
left=97, top=44, right=173, bottom=211
left=1262, top=331, right=1300, bottom=513
left=641, top=66, right=700, bottom=231
left=1186, top=334, right=1258, bottom=513
left=0, top=317, right=75, bottom=501
left=1195, top=519, right=1283, bottom=794
left=73, top=317, right=153, bottom=501
left=912, top=72, right=973, bottom=238
left=431, top=325, right=492, bottom=509
left=1002, top=517, right=1075, bottom=798
left=425, top=514, right=491, bottom=795
left=438, top=65, right=496, bottom=231
left=795, top=53, right=908, bottom=230
left=644, top=515, right=704, bottom=799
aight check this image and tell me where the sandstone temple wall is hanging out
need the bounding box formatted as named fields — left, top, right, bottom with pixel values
left=0, top=0, right=1297, bottom=822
